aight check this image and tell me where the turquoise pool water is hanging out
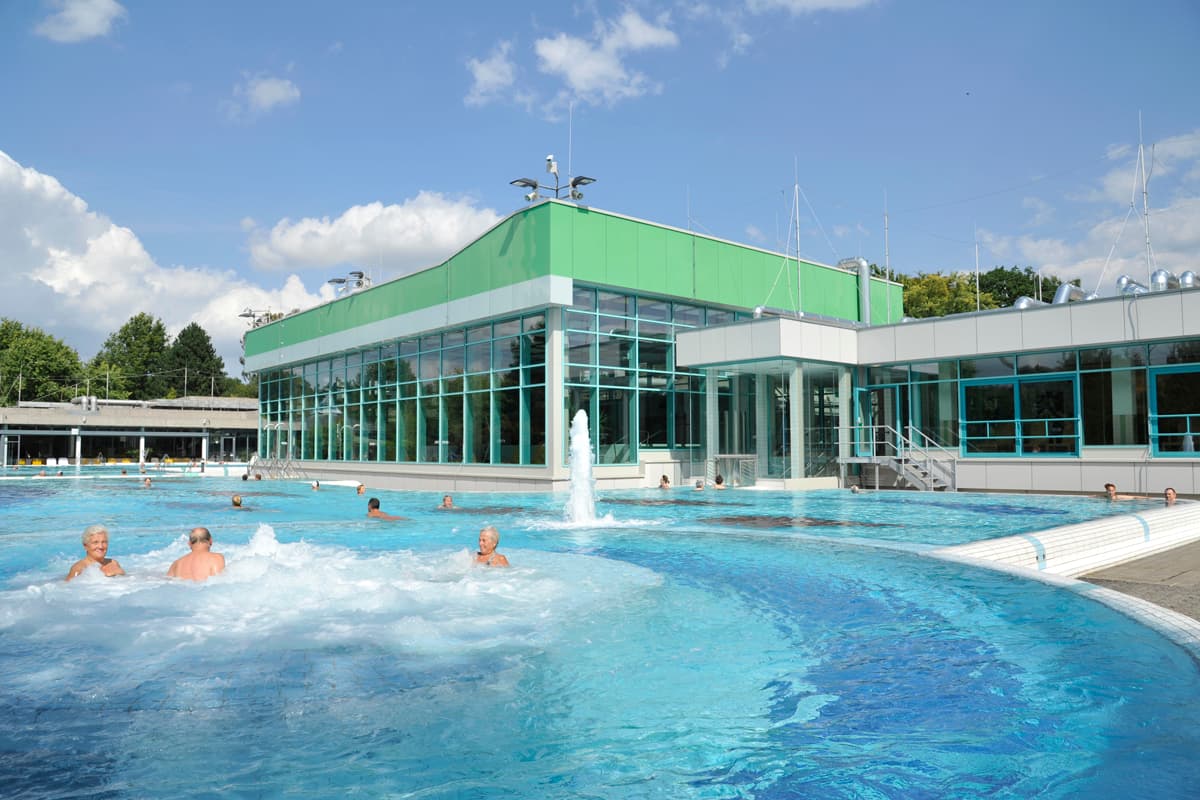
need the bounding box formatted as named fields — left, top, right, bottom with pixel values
left=0, top=476, right=1195, bottom=798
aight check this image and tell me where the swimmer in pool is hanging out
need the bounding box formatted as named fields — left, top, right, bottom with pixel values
left=367, top=497, right=404, bottom=520
left=659, top=475, right=671, bottom=489
left=1101, top=482, right=1134, bottom=501
left=143, top=477, right=152, bottom=488
left=475, top=525, right=509, bottom=567
left=1164, top=487, right=1177, bottom=506
left=356, top=483, right=366, bottom=495
left=231, top=494, right=247, bottom=509
left=65, top=524, right=126, bottom=581
left=436, top=494, right=455, bottom=510
left=167, top=527, right=226, bottom=582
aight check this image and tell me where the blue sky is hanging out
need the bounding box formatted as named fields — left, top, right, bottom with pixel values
left=2, top=0, right=1198, bottom=372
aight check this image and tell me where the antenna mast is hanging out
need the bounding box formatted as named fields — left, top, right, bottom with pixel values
left=1138, top=111, right=1154, bottom=283
left=794, top=157, right=802, bottom=312
left=884, top=190, right=891, bottom=322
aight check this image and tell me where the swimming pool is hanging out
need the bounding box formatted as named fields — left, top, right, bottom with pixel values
left=1, top=477, right=1196, bottom=798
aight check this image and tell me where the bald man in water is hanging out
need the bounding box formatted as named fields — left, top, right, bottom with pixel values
left=167, top=527, right=226, bottom=582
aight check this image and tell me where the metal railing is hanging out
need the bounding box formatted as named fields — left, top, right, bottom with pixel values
left=247, top=453, right=309, bottom=480
left=845, top=424, right=957, bottom=491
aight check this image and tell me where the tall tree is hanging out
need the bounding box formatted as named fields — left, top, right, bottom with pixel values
left=165, top=322, right=227, bottom=397
left=0, top=318, right=84, bottom=404
left=83, top=358, right=132, bottom=400
left=902, top=272, right=998, bottom=318
left=978, top=265, right=1070, bottom=307
left=94, top=313, right=171, bottom=400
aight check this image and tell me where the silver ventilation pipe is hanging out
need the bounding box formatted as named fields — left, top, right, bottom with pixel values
left=1150, top=269, right=1181, bottom=291
left=1052, top=283, right=1087, bottom=304
left=1013, top=296, right=1048, bottom=309
left=1117, top=274, right=1150, bottom=295
left=1181, top=270, right=1198, bottom=289
left=837, top=257, right=871, bottom=326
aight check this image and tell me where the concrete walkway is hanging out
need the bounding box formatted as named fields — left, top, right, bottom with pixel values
left=1083, top=539, right=1200, bottom=622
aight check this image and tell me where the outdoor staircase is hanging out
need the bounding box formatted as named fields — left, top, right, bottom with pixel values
left=841, top=424, right=957, bottom=492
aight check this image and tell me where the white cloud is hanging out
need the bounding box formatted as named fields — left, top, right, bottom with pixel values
left=34, top=0, right=126, bottom=43
left=227, top=74, right=301, bottom=119
left=746, top=0, right=876, bottom=14
left=1021, top=196, right=1054, bottom=227
left=247, top=193, right=503, bottom=274
left=465, top=41, right=517, bottom=106
left=0, top=149, right=324, bottom=371
left=534, top=10, right=679, bottom=106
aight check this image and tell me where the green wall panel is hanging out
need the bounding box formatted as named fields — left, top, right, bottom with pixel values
left=246, top=200, right=902, bottom=359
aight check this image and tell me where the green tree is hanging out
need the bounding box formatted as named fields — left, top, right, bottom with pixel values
left=94, top=313, right=171, bottom=400
left=978, top=265, right=1070, bottom=307
left=165, top=322, right=227, bottom=397
left=902, top=272, right=998, bottom=318
left=83, top=358, right=132, bottom=400
left=223, top=374, right=259, bottom=398
left=0, top=318, right=84, bottom=404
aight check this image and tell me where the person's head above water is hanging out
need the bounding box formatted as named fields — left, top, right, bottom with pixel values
left=232, top=494, right=243, bottom=508
left=311, top=480, right=319, bottom=490
left=189, top=527, right=212, bottom=547
left=1165, top=487, right=1177, bottom=505
left=439, top=494, right=454, bottom=508
left=367, top=497, right=381, bottom=511
left=476, top=525, right=509, bottom=567
left=66, top=524, right=125, bottom=581
left=356, top=484, right=365, bottom=495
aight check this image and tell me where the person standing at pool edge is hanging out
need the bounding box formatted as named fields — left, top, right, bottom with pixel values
left=167, top=527, right=226, bottom=582
left=66, top=524, right=126, bottom=581
left=476, top=526, right=509, bottom=567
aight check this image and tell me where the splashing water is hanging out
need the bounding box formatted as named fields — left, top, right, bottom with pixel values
left=565, top=409, right=596, bottom=523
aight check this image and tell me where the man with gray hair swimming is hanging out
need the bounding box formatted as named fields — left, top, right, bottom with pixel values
left=65, top=524, right=126, bottom=581
left=167, top=527, right=226, bottom=582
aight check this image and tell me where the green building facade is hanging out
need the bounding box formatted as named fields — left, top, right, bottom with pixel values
left=243, top=200, right=902, bottom=489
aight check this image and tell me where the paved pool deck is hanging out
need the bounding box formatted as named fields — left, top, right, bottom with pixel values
left=1083, top=539, right=1200, bottom=622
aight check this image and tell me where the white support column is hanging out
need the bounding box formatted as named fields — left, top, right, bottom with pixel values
left=74, top=430, right=83, bottom=465
left=139, top=435, right=146, bottom=465
left=0, top=433, right=6, bottom=469
left=790, top=364, right=804, bottom=479
left=201, top=434, right=209, bottom=463
left=755, top=371, right=770, bottom=474
left=544, top=310, right=568, bottom=480
left=838, top=367, right=854, bottom=460
left=705, top=368, right=719, bottom=466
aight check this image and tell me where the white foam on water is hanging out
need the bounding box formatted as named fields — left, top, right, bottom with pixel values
left=565, top=409, right=596, bottom=523
left=0, top=523, right=663, bottom=696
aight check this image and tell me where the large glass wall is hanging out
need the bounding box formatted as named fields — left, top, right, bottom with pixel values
left=863, top=339, right=1200, bottom=458
left=258, top=311, right=547, bottom=466
left=563, top=286, right=735, bottom=465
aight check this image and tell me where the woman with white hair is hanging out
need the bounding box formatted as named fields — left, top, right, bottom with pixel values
left=65, top=524, right=126, bottom=581
left=475, top=526, right=510, bottom=567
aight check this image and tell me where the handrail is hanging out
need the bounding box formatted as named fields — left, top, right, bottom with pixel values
left=845, top=424, right=957, bottom=491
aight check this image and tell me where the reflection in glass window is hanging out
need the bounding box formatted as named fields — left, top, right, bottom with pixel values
left=1152, top=368, right=1200, bottom=453
left=963, top=383, right=1016, bottom=453
left=1082, top=370, right=1147, bottom=445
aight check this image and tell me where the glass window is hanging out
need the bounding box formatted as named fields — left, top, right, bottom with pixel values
left=467, top=324, right=491, bottom=343
left=565, top=311, right=597, bottom=332
left=639, top=299, right=669, bottom=322
left=1080, top=345, right=1146, bottom=370
left=673, top=304, right=702, bottom=327
left=640, top=389, right=669, bottom=447
left=524, top=314, right=546, bottom=333
left=963, top=382, right=1016, bottom=453
left=420, top=335, right=441, bottom=351
left=493, top=337, right=520, bottom=371
left=867, top=366, right=908, bottom=384
left=467, top=342, right=490, bottom=373
left=959, top=357, right=1015, bottom=379
left=911, top=361, right=958, bottom=382
left=494, top=319, right=521, bottom=337
left=639, top=338, right=670, bottom=372
left=572, top=286, right=595, bottom=310
left=1149, top=341, right=1200, bottom=366
left=442, top=330, right=464, bottom=348
left=1082, top=370, right=1147, bottom=446
left=638, top=320, right=672, bottom=340
left=1018, top=351, right=1076, bottom=374
left=496, top=388, right=521, bottom=464
left=1018, top=379, right=1076, bottom=454
left=598, top=291, right=632, bottom=317
left=1152, top=367, right=1200, bottom=453
left=441, top=345, right=465, bottom=376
